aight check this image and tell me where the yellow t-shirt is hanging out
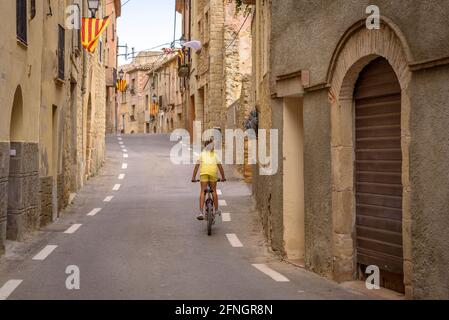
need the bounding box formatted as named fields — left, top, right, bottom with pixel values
left=199, top=151, right=220, bottom=178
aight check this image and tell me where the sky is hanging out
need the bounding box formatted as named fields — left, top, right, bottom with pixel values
left=117, top=0, right=182, bottom=66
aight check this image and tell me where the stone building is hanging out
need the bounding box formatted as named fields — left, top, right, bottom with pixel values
left=145, top=54, right=185, bottom=134
left=249, top=0, right=449, bottom=299
left=0, top=0, right=112, bottom=256
left=105, top=0, right=121, bottom=134
left=176, top=0, right=252, bottom=136
left=0, top=0, right=44, bottom=250
left=117, top=51, right=161, bottom=134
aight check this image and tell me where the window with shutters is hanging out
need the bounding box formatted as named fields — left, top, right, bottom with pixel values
left=16, top=0, right=27, bottom=44
left=58, top=25, right=65, bottom=81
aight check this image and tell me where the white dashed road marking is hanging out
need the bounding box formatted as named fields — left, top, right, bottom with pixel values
left=87, top=208, right=102, bottom=216
left=64, top=224, right=82, bottom=234
left=119, top=141, right=123, bottom=145
left=219, top=200, right=227, bottom=206
left=123, top=149, right=128, bottom=152
left=118, top=137, right=122, bottom=141
left=0, top=280, right=23, bottom=300
left=104, top=196, right=114, bottom=202
left=32, top=245, right=58, bottom=261
left=118, top=174, right=125, bottom=180
left=113, top=184, right=121, bottom=191
left=252, top=264, right=290, bottom=282
left=226, top=234, right=243, bottom=247
left=217, top=189, right=222, bottom=195
left=122, top=163, right=128, bottom=169
left=123, top=154, right=129, bottom=158
left=221, top=212, right=231, bottom=222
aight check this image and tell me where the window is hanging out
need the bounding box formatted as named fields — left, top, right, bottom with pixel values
left=112, top=24, right=115, bottom=41
left=131, top=78, right=136, bottom=94
left=130, top=105, right=136, bottom=121
left=58, top=25, right=65, bottom=80
left=16, top=0, right=27, bottom=44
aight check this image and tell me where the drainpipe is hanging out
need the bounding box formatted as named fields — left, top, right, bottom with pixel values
left=81, top=0, right=87, bottom=186
left=81, top=0, right=87, bottom=95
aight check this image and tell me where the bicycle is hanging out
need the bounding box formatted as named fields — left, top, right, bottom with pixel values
left=193, top=179, right=224, bottom=236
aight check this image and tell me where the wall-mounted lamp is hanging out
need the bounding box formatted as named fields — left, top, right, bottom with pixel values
left=87, top=0, right=100, bottom=18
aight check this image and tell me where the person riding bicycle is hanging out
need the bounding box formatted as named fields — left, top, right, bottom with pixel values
left=191, top=138, right=226, bottom=220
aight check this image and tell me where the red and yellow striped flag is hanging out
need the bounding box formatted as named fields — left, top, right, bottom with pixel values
left=150, top=103, right=159, bottom=116
left=82, top=16, right=110, bottom=53
left=116, top=79, right=127, bottom=92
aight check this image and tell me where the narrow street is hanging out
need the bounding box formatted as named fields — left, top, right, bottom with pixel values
left=0, top=135, right=365, bottom=300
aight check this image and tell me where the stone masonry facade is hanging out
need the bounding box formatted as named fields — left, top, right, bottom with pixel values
left=245, top=0, right=449, bottom=299
left=0, top=0, right=115, bottom=256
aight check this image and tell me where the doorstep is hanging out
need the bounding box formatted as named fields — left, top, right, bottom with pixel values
left=341, top=280, right=405, bottom=300
left=284, top=258, right=305, bottom=268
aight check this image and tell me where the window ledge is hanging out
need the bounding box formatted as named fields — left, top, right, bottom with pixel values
left=16, top=38, right=28, bottom=49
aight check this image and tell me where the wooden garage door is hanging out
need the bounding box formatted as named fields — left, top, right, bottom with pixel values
left=354, top=57, right=404, bottom=292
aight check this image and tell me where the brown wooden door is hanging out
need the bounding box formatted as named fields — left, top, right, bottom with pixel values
left=354, top=57, right=404, bottom=293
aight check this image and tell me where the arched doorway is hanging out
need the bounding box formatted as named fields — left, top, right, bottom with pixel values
left=328, top=21, right=412, bottom=296
left=353, top=57, right=404, bottom=293
left=10, top=87, right=24, bottom=141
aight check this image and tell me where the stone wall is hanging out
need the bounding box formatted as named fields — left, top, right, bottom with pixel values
left=253, top=95, right=284, bottom=255
left=84, top=47, right=107, bottom=179
left=302, top=90, right=333, bottom=279
left=268, top=0, right=449, bottom=298
left=0, top=142, right=10, bottom=255
left=39, top=176, right=53, bottom=227
left=57, top=174, right=66, bottom=216
left=205, top=0, right=225, bottom=130
left=7, top=142, right=40, bottom=241
left=271, top=0, right=449, bottom=87
left=227, top=75, right=253, bottom=180
left=409, top=65, right=449, bottom=299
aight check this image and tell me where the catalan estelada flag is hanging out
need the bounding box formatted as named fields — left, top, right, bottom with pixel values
left=82, top=16, right=110, bottom=53
left=116, top=79, right=127, bottom=92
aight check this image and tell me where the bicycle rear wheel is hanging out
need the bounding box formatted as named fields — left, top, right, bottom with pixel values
left=206, top=203, right=213, bottom=236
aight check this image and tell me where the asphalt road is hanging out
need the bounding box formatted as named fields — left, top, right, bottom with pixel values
left=0, top=134, right=367, bottom=300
